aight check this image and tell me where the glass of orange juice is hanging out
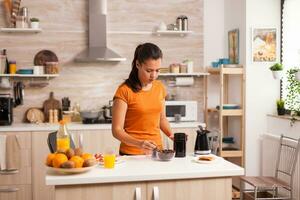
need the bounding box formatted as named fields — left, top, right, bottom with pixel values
left=103, top=153, right=116, bottom=169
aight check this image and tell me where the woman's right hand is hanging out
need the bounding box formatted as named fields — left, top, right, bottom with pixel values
left=140, top=140, right=157, bottom=152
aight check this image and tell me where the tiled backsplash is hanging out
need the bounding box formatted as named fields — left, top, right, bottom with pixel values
left=0, top=0, right=204, bottom=123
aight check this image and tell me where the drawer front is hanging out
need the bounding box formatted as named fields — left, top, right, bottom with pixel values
left=0, top=132, right=31, bottom=185
left=0, top=184, right=32, bottom=200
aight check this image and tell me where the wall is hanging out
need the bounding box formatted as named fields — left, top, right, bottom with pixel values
left=204, top=0, right=225, bottom=110
left=0, top=0, right=204, bottom=123
left=267, top=115, right=300, bottom=139
left=245, top=0, right=281, bottom=175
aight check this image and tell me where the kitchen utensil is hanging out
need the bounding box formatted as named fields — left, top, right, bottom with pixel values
left=43, top=92, right=61, bottom=122
left=34, top=50, right=58, bottom=66
left=13, top=81, right=24, bottom=106
left=173, top=133, right=187, bottom=157
left=103, top=100, right=113, bottom=120
left=26, top=108, right=45, bottom=123
left=10, top=0, right=21, bottom=27
left=3, top=0, right=12, bottom=27
left=194, top=125, right=211, bottom=155
left=62, top=97, right=71, bottom=111
left=80, top=110, right=101, bottom=119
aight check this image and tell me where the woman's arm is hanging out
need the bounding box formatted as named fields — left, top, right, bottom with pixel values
left=112, top=98, right=156, bottom=150
left=160, top=100, right=174, bottom=140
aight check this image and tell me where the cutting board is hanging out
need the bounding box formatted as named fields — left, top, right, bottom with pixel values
left=43, top=92, right=61, bottom=122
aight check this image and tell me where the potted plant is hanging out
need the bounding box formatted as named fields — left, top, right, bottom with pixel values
left=269, top=63, right=283, bottom=79
left=276, top=99, right=285, bottom=115
left=294, top=68, right=300, bottom=81
left=30, top=18, right=40, bottom=29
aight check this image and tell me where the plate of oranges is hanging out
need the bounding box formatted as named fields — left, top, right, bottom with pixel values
left=46, top=147, right=97, bottom=174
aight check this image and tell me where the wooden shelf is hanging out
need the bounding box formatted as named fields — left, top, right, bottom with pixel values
left=205, top=64, right=245, bottom=171
left=154, top=30, right=193, bottom=36
left=207, top=65, right=243, bottom=75
left=220, top=150, right=243, bottom=157
left=221, top=109, right=243, bottom=116
left=1, top=28, right=42, bottom=33
left=0, top=74, right=59, bottom=78
left=159, top=72, right=209, bottom=77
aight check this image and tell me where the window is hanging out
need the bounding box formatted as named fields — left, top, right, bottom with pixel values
left=281, top=0, right=300, bottom=111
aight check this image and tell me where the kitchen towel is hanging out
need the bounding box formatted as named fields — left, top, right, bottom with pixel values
left=6, top=135, right=21, bottom=170
left=0, top=135, right=7, bottom=170
left=175, top=77, right=194, bottom=86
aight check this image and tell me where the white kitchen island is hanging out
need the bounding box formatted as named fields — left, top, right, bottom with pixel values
left=46, top=155, right=244, bottom=200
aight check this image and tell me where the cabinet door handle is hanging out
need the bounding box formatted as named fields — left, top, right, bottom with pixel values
left=135, top=187, right=141, bottom=200
left=0, top=187, right=19, bottom=193
left=153, top=186, right=159, bottom=200
left=0, top=169, right=19, bottom=175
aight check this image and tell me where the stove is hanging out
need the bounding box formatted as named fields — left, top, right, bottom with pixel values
left=82, top=118, right=112, bottom=124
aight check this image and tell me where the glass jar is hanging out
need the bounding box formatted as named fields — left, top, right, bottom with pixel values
left=45, top=62, right=59, bottom=74
left=16, top=16, right=28, bottom=28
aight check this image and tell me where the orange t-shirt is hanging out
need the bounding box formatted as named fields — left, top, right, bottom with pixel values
left=113, top=80, right=166, bottom=155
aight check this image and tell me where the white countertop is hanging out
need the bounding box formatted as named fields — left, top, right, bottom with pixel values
left=0, top=122, right=205, bottom=132
left=46, top=155, right=244, bottom=186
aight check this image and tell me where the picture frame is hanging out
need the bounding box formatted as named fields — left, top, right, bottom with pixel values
left=228, top=29, right=239, bottom=64
left=252, top=28, right=277, bottom=62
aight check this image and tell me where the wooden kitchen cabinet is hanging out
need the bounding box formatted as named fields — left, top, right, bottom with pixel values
left=0, top=184, right=32, bottom=200
left=55, top=178, right=232, bottom=200
left=0, top=132, right=31, bottom=186
left=0, top=132, right=31, bottom=200
left=56, top=182, right=147, bottom=200
left=31, top=129, right=120, bottom=200
left=146, top=178, right=232, bottom=200
left=31, top=131, right=55, bottom=200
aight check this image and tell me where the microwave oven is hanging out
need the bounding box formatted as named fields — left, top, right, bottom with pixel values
left=165, top=101, right=197, bottom=122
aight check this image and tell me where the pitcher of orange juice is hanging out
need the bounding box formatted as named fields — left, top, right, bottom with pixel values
left=56, top=120, right=70, bottom=151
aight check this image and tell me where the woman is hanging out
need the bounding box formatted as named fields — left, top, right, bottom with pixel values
left=112, top=43, right=173, bottom=155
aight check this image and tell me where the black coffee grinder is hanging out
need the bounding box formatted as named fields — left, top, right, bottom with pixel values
left=194, top=125, right=211, bottom=155
left=0, top=94, right=13, bottom=126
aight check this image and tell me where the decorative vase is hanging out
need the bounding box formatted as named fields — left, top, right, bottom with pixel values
left=277, top=108, right=285, bottom=115
left=30, top=22, right=39, bottom=29
left=272, top=71, right=283, bottom=79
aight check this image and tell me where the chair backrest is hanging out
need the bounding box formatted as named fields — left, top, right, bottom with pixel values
left=275, top=135, right=300, bottom=189
left=47, top=131, right=75, bottom=153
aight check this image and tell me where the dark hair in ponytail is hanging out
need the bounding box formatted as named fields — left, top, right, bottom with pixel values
left=125, top=43, right=162, bottom=92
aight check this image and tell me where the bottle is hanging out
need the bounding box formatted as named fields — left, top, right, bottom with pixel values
left=2, top=49, right=9, bottom=74
left=9, top=61, right=17, bottom=74
left=56, top=120, right=70, bottom=152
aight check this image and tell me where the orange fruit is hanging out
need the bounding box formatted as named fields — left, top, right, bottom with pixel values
left=70, top=156, right=84, bottom=168
left=46, top=153, right=56, bottom=167
left=81, top=153, right=93, bottom=160
left=52, top=153, right=68, bottom=168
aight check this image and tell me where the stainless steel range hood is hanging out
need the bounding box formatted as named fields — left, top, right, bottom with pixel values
left=75, top=0, right=126, bottom=62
